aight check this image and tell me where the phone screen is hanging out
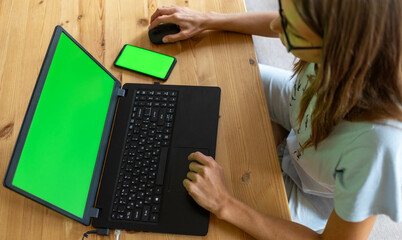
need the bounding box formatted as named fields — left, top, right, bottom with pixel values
left=114, top=44, right=176, bottom=81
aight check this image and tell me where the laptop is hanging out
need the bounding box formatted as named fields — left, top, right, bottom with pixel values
left=3, top=25, right=221, bottom=236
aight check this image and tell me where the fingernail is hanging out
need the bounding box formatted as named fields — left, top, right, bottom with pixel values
left=162, top=37, right=168, bottom=43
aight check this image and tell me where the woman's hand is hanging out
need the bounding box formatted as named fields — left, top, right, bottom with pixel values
left=149, top=6, right=211, bottom=43
left=149, top=6, right=279, bottom=42
left=182, top=151, right=231, bottom=218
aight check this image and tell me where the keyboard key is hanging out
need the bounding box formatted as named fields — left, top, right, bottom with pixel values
left=166, top=114, right=173, bottom=122
left=137, top=108, right=143, bottom=119
left=133, top=209, right=141, bottom=220
left=150, top=214, right=158, bottom=222
left=156, top=148, right=168, bottom=185
left=125, top=211, right=132, bottom=220
left=142, top=206, right=151, bottom=221
left=144, top=196, right=152, bottom=204
left=135, top=200, right=143, bottom=208
left=158, top=109, right=166, bottom=126
left=152, top=205, right=160, bottom=212
left=128, top=193, right=136, bottom=200
left=118, top=205, right=125, bottom=213
left=153, top=196, right=161, bottom=204
left=155, top=187, right=162, bottom=195
left=144, top=108, right=152, bottom=116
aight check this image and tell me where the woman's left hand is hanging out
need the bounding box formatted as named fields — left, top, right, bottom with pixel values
left=183, top=151, right=231, bottom=218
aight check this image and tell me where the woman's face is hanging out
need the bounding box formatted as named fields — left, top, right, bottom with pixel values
left=270, top=0, right=323, bottom=63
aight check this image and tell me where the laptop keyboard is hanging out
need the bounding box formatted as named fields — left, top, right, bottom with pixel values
left=111, top=89, right=178, bottom=223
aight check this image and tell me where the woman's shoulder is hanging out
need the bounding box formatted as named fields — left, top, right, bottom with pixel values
left=301, top=120, right=401, bottom=163
left=319, top=119, right=402, bottom=166
left=347, top=120, right=402, bottom=146
left=332, top=119, right=402, bottom=143
left=333, top=120, right=402, bottom=168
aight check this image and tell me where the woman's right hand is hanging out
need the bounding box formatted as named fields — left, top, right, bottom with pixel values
left=149, top=6, right=211, bottom=43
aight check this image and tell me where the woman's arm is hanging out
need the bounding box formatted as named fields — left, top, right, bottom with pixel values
left=183, top=152, right=377, bottom=240
left=149, top=6, right=279, bottom=43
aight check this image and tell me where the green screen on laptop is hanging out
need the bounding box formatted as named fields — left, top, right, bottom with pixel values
left=11, top=32, right=115, bottom=218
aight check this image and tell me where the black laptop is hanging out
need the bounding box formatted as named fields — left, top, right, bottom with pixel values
left=3, top=25, right=220, bottom=236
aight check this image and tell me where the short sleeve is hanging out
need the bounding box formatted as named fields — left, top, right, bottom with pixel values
left=333, top=125, right=402, bottom=222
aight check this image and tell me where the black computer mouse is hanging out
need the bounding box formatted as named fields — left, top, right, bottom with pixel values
left=148, top=23, right=181, bottom=44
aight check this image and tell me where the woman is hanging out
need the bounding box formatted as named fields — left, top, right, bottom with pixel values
left=149, top=0, right=402, bottom=239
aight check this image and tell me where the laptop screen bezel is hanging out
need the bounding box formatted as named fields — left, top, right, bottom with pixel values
left=2, top=25, right=121, bottom=225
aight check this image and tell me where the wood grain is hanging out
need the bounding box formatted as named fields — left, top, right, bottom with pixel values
left=0, top=0, right=290, bottom=239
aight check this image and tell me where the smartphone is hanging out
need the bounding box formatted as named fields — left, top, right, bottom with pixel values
left=114, top=44, right=177, bottom=81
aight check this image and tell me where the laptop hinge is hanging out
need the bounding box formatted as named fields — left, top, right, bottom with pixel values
left=117, top=88, right=126, bottom=97
left=89, top=207, right=100, bottom=218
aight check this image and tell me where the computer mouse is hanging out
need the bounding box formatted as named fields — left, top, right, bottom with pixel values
left=148, top=23, right=181, bottom=44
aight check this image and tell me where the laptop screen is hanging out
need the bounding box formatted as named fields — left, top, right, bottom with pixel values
left=10, top=32, right=115, bottom=219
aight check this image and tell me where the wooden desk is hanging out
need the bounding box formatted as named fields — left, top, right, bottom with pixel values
left=0, top=0, right=290, bottom=239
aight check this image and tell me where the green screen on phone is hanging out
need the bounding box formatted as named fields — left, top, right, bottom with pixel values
left=114, top=45, right=176, bottom=80
left=11, top=32, right=115, bottom=218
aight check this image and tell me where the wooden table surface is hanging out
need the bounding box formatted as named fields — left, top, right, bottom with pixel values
left=0, top=0, right=290, bottom=239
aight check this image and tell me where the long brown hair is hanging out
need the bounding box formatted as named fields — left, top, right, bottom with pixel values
left=292, top=0, right=402, bottom=150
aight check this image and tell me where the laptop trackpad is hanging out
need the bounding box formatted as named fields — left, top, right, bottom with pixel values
left=167, top=147, right=209, bottom=192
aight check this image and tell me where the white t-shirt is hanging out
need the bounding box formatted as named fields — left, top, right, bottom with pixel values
left=283, top=63, right=402, bottom=222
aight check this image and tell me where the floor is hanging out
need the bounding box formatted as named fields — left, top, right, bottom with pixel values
left=244, top=0, right=402, bottom=239
left=245, top=0, right=294, bottom=70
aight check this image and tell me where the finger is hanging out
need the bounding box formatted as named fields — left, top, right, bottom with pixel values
left=182, top=179, right=198, bottom=198
left=189, top=161, right=203, bottom=173
left=150, top=10, right=162, bottom=24
left=150, top=6, right=170, bottom=23
left=188, top=151, right=212, bottom=166
left=183, top=179, right=192, bottom=192
left=186, top=171, right=197, bottom=181
left=149, top=15, right=177, bottom=30
left=150, top=6, right=177, bottom=26
left=162, top=32, right=189, bottom=43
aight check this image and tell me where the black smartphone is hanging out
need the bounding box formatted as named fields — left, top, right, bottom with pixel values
left=114, top=44, right=177, bottom=81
